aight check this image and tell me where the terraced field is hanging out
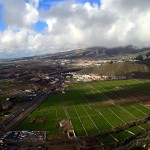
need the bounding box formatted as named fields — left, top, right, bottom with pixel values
left=15, top=79, right=150, bottom=143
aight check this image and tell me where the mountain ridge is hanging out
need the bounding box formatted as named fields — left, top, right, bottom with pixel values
left=45, top=45, right=150, bottom=60
left=1, top=45, right=150, bottom=61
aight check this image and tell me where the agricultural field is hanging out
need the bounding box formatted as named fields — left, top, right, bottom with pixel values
left=15, top=79, right=150, bottom=143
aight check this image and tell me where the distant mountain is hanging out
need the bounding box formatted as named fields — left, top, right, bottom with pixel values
left=2, top=45, right=150, bottom=61
left=45, top=45, right=150, bottom=60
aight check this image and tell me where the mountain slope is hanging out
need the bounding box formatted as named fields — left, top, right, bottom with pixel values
left=46, top=46, right=150, bottom=60
left=79, top=62, right=150, bottom=76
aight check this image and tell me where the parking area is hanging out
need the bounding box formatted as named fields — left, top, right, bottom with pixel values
left=1, top=131, right=46, bottom=143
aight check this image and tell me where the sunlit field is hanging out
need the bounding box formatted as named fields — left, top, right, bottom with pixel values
left=15, top=79, right=150, bottom=143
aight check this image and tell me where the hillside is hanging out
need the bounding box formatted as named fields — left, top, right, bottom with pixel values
left=45, top=45, right=150, bottom=60
left=79, top=62, right=150, bottom=77
left=3, top=45, right=150, bottom=61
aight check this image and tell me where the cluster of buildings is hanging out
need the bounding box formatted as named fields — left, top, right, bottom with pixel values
left=70, top=59, right=118, bottom=67
left=0, top=131, right=46, bottom=144
left=71, top=73, right=127, bottom=82
left=49, top=59, right=120, bottom=67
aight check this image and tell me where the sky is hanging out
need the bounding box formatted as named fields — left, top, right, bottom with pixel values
left=0, top=0, right=150, bottom=58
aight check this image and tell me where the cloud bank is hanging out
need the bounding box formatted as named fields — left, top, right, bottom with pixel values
left=0, top=0, right=150, bottom=58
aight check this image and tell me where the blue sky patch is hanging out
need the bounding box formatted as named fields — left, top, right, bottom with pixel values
left=36, top=0, right=100, bottom=10
left=0, top=22, right=7, bottom=31
left=38, top=0, right=66, bottom=10
left=76, top=0, right=100, bottom=6
left=33, top=21, right=48, bottom=32
left=0, top=3, right=7, bottom=31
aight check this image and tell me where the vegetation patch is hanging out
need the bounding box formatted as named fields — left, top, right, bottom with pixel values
left=14, top=79, right=150, bottom=144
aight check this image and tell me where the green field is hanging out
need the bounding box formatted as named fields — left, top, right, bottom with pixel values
left=15, top=79, right=150, bottom=143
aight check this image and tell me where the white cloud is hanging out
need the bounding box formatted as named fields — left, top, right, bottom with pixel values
left=1, top=0, right=39, bottom=28
left=24, top=2, right=39, bottom=26
left=0, top=0, right=150, bottom=58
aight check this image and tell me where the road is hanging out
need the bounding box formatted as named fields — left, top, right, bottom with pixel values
left=0, top=78, right=64, bottom=138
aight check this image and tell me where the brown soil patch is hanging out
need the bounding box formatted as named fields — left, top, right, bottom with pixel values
left=47, top=144, right=75, bottom=150
left=140, top=98, right=150, bottom=102
left=89, top=89, right=150, bottom=108
left=123, top=90, right=150, bottom=98
left=37, top=117, right=46, bottom=123
left=106, top=92, right=119, bottom=99
left=91, top=101, right=114, bottom=109
left=85, top=95, right=95, bottom=101
left=30, top=118, right=36, bottom=123
left=106, top=90, right=150, bottom=104
left=30, top=116, right=46, bottom=124
left=114, top=99, right=139, bottom=105
left=47, top=136, right=60, bottom=141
